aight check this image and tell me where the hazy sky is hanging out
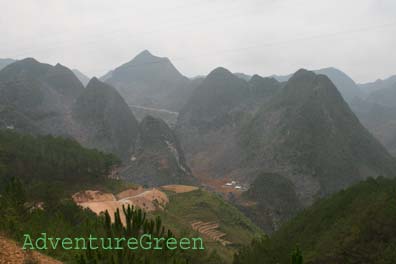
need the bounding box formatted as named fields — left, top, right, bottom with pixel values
left=1, top=0, right=395, bottom=83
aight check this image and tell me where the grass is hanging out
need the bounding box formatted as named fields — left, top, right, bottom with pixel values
left=152, top=188, right=263, bottom=263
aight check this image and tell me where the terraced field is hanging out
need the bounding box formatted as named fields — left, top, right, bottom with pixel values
left=191, top=221, right=231, bottom=246
left=153, top=188, right=262, bottom=263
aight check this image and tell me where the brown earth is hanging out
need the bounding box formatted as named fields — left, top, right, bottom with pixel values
left=160, top=185, right=198, bottom=193
left=73, top=188, right=168, bottom=225
left=116, top=186, right=145, bottom=199
left=0, top=235, right=62, bottom=264
left=191, top=221, right=231, bottom=246
left=197, top=176, right=243, bottom=198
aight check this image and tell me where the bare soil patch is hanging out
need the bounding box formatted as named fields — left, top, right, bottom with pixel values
left=160, top=185, right=198, bottom=193
left=73, top=188, right=168, bottom=225
left=0, top=235, right=61, bottom=264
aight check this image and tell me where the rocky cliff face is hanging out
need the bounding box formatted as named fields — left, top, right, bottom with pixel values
left=242, top=69, right=396, bottom=204
left=0, top=58, right=84, bottom=136
left=121, top=115, right=195, bottom=186
left=176, top=67, right=280, bottom=179
left=0, top=58, right=196, bottom=187
left=71, top=77, right=139, bottom=160
left=177, top=67, right=396, bottom=231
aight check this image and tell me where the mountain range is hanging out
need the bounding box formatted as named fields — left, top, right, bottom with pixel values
left=272, top=67, right=363, bottom=103
left=0, top=58, right=194, bottom=186
left=101, top=50, right=200, bottom=111
left=0, top=58, right=16, bottom=71
left=72, top=69, right=90, bottom=86
left=1, top=52, right=396, bottom=237
left=176, top=67, right=396, bottom=232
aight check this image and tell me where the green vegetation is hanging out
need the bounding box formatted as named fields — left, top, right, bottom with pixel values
left=241, top=70, right=396, bottom=196
left=0, top=130, right=121, bottom=261
left=241, top=173, right=302, bottom=233
left=154, top=189, right=263, bottom=263
left=0, top=130, right=219, bottom=263
left=234, top=177, right=396, bottom=264
left=0, top=130, right=122, bottom=198
left=77, top=205, right=217, bottom=264
left=72, top=77, right=139, bottom=161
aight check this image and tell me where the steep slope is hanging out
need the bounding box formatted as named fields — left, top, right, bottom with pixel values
left=0, top=58, right=84, bottom=136
left=102, top=50, right=194, bottom=111
left=72, top=78, right=139, bottom=160
left=351, top=97, right=396, bottom=156
left=121, top=115, right=195, bottom=186
left=0, top=58, right=15, bottom=71
left=314, top=67, right=362, bottom=101
left=178, top=68, right=395, bottom=233
left=248, top=75, right=280, bottom=98
left=351, top=75, right=396, bottom=155
left=0, top=235, right=62, bottom=264
left=179, top=67, right=250, bottom=126
left=242, top=69, right=396, bottom=204
left=176, top=67, right=260, bottom=179
left=234, top=72, right=252, bottom=81
left=72, top=69, right=90, bottom=86
left=154, top=188, right=263, bottom=262
left=239, top=173, right=302, bottom=233
left=234, top=177, right=396, bottom=264
left=273, top=67, right=362, bottom=103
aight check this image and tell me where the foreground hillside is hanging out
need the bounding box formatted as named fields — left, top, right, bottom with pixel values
left=0, top=59, right=195, bottom=186
left=234, top=177, right=396, bottom=264
left=154, top=188, right=263, bottom=262
left=71, top=185, right=261, bottom=263
left=0, top=130, right=256, bottom=263
left=0, top=235, right=61, bottom=264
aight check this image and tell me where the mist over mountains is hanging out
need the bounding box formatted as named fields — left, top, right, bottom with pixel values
left=101, top=50, right=199, bottom=112
left=1, top=50, right=396, bottom=262
left=72, top=69, right=90, bottom=86
left=0, top=57, right=195, bottom=186
left=0, top=58, right=16, bottom=71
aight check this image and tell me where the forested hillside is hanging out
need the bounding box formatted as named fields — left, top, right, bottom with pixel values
left=234, top=177, right=396, bottom=264
left=0, top=130, right=218, bottom=263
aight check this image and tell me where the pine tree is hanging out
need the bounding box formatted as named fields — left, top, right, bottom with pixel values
left=291, top=245, right=303, bottom=264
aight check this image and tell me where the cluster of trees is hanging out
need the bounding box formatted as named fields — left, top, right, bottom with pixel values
left=0, top=130, right=220, bottom=263
left=77, top=205, right=217, bottom=264
left=0, top=130, right=119, bottom=184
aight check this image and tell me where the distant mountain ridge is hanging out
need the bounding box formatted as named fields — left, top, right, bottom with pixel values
left=358, top=74, right=396, bottom=96
left=72, top=69, right=90, bottom=86
left=0, top=58, right=16, bottom=71
left=242, top=69, right=395, bottom=201
left=272, top=67, right=362, bottom=103
left=72, top=77, right=139, bottom=160
left=0, top=58, right=84, bottom=136
left=101, top=50, right=198, bottom=111
left=177, top=67, right=396, bottom=232
left=176, top=67, right=279, bottom=180
left=0, top=58, right=195, bottom=186
left=351, top=74, right=396, bottom=156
